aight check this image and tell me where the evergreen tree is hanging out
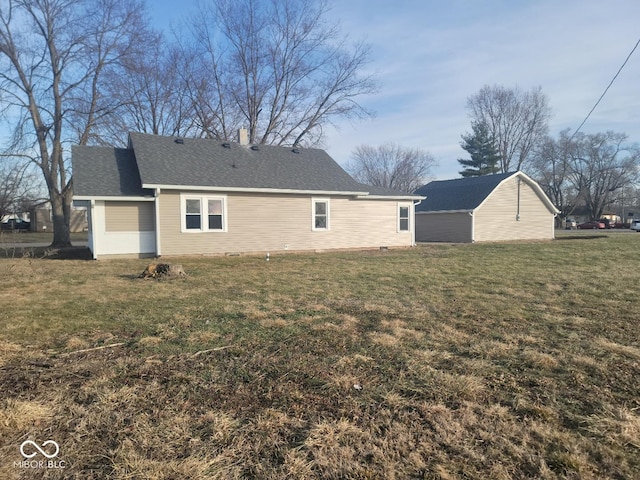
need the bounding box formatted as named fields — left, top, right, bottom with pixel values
left=457, top=122, right=501, bottom=177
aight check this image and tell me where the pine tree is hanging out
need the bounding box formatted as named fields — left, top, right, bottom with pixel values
left=457, top=122, right=501, bottom=177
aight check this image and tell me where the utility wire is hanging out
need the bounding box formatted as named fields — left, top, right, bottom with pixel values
left=571, top=36, right=640, bottom=140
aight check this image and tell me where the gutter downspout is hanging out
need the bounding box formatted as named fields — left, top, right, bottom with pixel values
left=412, top=198, right=424, bottom=246
left=90, top=199, right=98, bottom=260
left=469, top=210, right=475, bottom=243
left=154, top=188, right=162, bottom=257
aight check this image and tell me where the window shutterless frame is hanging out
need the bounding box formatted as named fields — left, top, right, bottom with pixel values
left=398, top=203, right=410, bottom=232
left=312, top=198, right=330, bottom=231
left=180, top=194, right=227, bottom=232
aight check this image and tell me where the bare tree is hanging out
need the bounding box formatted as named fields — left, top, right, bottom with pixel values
left=347, top=143, right=438, bottom=193
left=530, top=129, right=578, bottom=225
left=0, top=0, right=151, bottom=246
left=0, top=161, right=42, bottom=221
left=466, top=85, right=551, bottom=173
left=184, top=0, right=378, bottom=147
left=98, top=41, right=198, bottom=144
left=567, top=131, right=639, bottom=221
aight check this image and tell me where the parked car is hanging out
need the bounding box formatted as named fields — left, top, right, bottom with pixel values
left=565, top=218, right=577, bottom=229
left=631, top=220, right=640, bottom=232
left=577, top=220, right=605, bottom=229
left=1, top=219, right=31, bottom=231
left=601, top=219, right=615, bottom=229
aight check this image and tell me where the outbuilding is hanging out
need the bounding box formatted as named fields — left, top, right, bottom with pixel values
left=414, top=171, right=559, bottom=243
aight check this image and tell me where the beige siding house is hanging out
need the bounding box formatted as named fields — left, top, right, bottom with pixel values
left=73, top=132, right=422, bottom=259
left=30, top=203, right=88, bottom=233
left=414, top=172, right=559, bottom=243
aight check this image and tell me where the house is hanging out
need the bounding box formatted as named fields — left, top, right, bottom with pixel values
left=29, top=202, right=88, bottom=233
left=413, top=171, right=559, bottom=243
left=72, top=132, right=423, bottom=259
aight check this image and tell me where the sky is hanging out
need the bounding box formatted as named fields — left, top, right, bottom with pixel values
left=152, top=0, right=640, bottom=176
left=3, top=0, right=637, bottom=182
left=315, top=0, right=640, bottom=179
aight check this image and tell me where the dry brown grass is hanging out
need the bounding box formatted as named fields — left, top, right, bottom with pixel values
left=0, top=233, right=639, bottom=478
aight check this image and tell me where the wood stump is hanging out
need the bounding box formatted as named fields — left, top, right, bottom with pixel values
left=139, top=263, right=187, bottom=279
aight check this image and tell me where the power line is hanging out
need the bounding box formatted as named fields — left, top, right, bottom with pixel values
left=571, top=36, right=640, bottom=140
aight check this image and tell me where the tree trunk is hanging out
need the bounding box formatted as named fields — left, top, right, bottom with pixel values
left=50, top=190, right=72, bottom=247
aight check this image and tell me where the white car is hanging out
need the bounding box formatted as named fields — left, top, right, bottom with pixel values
left=631, top=220, right=640, bottom=232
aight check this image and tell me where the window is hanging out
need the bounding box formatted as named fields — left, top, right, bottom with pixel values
left=182, top=195, right=227, bottom=232
left=207, top=199, right=223, bottom=230
left=312, top=199, right=329, bottom=231
left=185, top=199, right=201, bottom=230
left=398, top=204, right=410, bottom=232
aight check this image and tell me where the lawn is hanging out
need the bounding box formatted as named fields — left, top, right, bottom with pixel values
left=0, top=233, right=638, bottom=479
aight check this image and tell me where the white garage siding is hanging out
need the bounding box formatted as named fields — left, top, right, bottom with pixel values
left=474, top=176, right=555, bottom=242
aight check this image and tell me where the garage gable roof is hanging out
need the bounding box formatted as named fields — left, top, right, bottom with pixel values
left=414, top=172, right=515, bottom=212
left=414, top=171, right=559, bottom=214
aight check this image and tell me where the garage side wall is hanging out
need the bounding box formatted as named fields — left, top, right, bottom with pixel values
left=415, top=212, right=472, bottom=243
left=474, top=177, right=554, bottom=242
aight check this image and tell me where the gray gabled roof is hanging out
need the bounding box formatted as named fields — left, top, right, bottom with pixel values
left=414, top=172, right=517, bottom=212
left=414, top=171, right=559, bottom=214
left=128, top=132, right=367, bottom=194
left=72, top=146, right=153, bottom=198
left=73, top=133, right=422, bottom=199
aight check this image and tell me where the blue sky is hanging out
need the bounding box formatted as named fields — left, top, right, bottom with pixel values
left=312, top=0, right=640, bottom=179
left=4, top=0, right=637, bottom=181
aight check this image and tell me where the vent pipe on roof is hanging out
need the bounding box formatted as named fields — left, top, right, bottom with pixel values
left=238, top=128, right=249, bottom=146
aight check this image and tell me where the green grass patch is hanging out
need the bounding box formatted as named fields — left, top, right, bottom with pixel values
left=1, top=233, right=639, bottom=478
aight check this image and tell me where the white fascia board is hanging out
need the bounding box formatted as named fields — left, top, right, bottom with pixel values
left=73, top=195, right=155, bottom=202
left=143, top=184, right=369, bottom=196
left=356, top=194, right=426, bottom=201
left=416, top=209, right=473, bottom=215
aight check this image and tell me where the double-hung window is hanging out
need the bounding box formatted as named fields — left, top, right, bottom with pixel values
left=398, top=204, right=410, bottom=232
left=312, top=198, right=329, bottom=231
left=182, top=195, right=227, bottom=232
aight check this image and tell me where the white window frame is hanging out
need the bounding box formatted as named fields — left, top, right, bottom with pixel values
left=312, top=198, right=330, bottom=231
left=180, top=194, right=228, bottom=233
left=398, top=203, right=411, bottom=232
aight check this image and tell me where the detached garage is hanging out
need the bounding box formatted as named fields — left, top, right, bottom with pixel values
left=414, top=171, right=559, bottom=243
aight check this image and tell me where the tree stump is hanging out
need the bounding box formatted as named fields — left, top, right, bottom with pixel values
left=139, top=263, right=187, bottom=279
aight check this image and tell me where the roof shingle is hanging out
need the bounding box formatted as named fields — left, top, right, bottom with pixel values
left=414, top=172, right=517, bottom=212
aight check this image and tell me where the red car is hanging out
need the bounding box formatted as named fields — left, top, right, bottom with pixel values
left=577, top=221, right=605, bottom=229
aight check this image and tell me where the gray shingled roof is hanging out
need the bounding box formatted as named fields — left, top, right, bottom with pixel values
left=73, top=133, right=422, bottom=198
left=414, top=172, right=517, bottom=212
left=72, top=146, right=153, bottom=197
left=128, top=133, right=367, bottom=193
